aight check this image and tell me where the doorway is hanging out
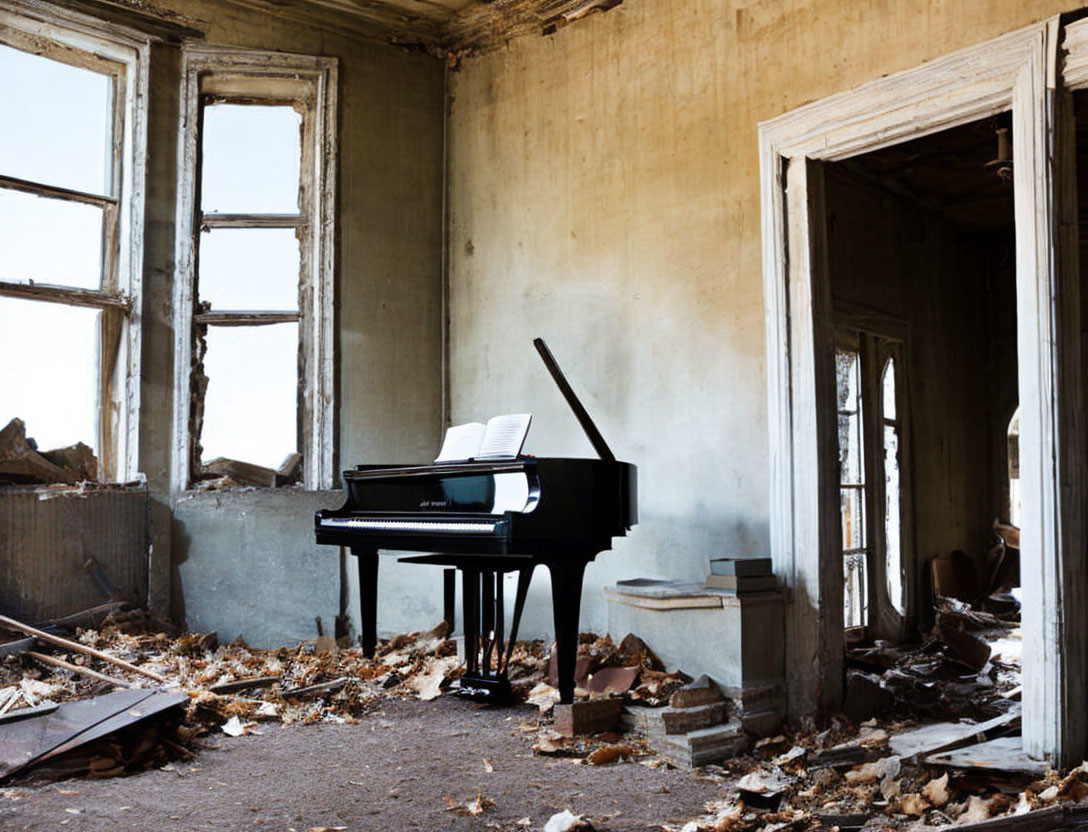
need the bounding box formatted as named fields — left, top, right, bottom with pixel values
left=759, top=19, right=1088, bottom=763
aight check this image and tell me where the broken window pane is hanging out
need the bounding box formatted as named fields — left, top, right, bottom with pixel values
left=0, top=297, right=98, bottom=452
left=840, top=487, right=865, bottom=551
left=1008, top=408, right=1021, bottom=526
left=200, top=104, right=302, bottom=214
left=836, top=349, right=864, bottom=484
left=882, top=359, right=905, bottom=614
left=882, top=357, right=897, bottom=419
left=200, top=323, right=298, bottom=470
left=197, top=228, right=300, bottom=310
left=0, top=44, right=111, bottom=195
left=0, top=189, right=103, bottom=288
left=884, top=425, right=904, bottom=614
left=844, top=552, right=867, bottom=629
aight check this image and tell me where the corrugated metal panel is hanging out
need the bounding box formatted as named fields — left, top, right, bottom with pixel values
left=0, top=485, right=148, bottom=623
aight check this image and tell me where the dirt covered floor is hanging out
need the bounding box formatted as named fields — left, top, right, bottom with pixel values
left=0, top=695, right=723, bottom=832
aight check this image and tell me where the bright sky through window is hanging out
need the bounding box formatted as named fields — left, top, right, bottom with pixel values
left=0, top=44, right=112, bottom=453
left=195, top=103, right=303, bottom=471
left=0, top=44, right=110, bottom=195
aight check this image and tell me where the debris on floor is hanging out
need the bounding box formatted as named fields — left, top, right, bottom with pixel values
left=1, top=588, right=1079, bottom=832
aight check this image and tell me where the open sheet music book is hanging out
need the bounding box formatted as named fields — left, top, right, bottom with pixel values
left=434, top=413, right=533, bottom=463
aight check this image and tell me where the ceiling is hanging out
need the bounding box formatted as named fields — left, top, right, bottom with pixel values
left=836, top=116, right=1015, bottom=233
left=214, top=0, right=623, bottom=54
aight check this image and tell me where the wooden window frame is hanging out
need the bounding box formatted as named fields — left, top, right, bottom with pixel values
left=760, top=18, right=1088, bottom=764
left=0, top=0, right=149, bottom=482
left=172, top=47, right=338, bottom=496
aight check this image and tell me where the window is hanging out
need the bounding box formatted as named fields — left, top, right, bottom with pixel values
left=882, top=358, right=904, bottom=615
left=1007, top=408, right=1020, bottom=526
left=835, top=331, right=909, bottom=631
left=173, top=48, right=337, bottom=492
left=0, top=11, right=147, bottom=482
left=836, top=343, right=868, bottom=629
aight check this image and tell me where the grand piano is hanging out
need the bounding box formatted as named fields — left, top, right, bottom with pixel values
left=315, top=339, right=637, bottom=704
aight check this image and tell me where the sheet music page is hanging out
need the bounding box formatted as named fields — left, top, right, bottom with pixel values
left=477, top=413, right=533, bottom=459
left=434, top=422, right=487, bottom=463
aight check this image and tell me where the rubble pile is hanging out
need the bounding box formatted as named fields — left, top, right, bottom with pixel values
left=844, top=597, right=1021, bottom=725
left=0, top=418, right=99, bottom=485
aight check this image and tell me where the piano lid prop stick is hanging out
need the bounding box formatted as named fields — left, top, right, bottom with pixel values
left=532, top=337, right=616, bottom=462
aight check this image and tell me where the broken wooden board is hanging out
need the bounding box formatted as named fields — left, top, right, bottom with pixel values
left=888, top=706, right=1020, bottom=762
left=923, top=735, right=1046, bottom=776
left=0, top=689, right=155, bottom=779
left=950, top=802, right=1088, bottom=830
left=38, top=690, right=188, bottom=763
left=201, top=457, right=278, bottom=487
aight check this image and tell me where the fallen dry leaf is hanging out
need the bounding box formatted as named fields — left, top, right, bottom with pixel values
left=845, top=755, right=900, bottom=784
left=527, top=682, right=560, bottom=712
left=898, top=792, right=929, bottom=816
left=959, top=794, right=1013, bottom=824
left=587, top=744, right=632, bottom=765
left=923, top=772, right=950, bottom=807
left=444, top=791, right=492, bottom=816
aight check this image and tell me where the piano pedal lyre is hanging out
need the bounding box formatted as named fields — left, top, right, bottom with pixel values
left=456, top=565, right=534, bottom=704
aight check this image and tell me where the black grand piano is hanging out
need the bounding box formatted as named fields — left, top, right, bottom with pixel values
left=315, top=338, right=637, bottom=704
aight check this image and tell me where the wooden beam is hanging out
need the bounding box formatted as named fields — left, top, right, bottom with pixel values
left=201, top=213, right=304, bottom=229
left=193, top=310, right=299, bottom=326
left=0, top=173, right=115, bottom=209
left=0, top=280, right=131, bottom=312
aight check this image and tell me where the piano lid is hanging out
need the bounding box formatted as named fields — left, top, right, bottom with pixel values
left=533, top=338, right=616, bottom=463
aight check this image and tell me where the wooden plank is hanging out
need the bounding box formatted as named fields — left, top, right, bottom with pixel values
left=193, top=310, right=300, bottom=326
left=201, top=457, right=279, bottom=487
left=924, top=736, right=1048, bottom=777
left=888, top=708, right=1021, bottom=761
left=200, top=212, right=304, bottom=229
left=0, top=280, right=131, bottom=312
left=0, top=613, right=166, bottom=683
left=26, top=651, right=131, bottom=688
left=0, top=172, right=115, bottom=209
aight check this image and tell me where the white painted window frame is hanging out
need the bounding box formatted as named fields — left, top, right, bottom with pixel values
left=759, top=19, right=1086, bottom=764
left=172, top=47, right=338, bottom=496
left=0, top=0, right=149, bottom=482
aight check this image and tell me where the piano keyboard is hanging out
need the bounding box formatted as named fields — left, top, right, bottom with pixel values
left=318, top=517, right=500, bottom=534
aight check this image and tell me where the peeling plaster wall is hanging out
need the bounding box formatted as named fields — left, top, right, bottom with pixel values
left=128, top=0, right=446, bottom=646
left=445, top=0, right=1081, bottom=639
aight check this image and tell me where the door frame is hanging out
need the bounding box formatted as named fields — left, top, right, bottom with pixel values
left=759, top=18, right=1087, bottom=764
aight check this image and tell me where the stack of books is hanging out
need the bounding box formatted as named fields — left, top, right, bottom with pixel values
left=705, top=557, right=776, bottom=594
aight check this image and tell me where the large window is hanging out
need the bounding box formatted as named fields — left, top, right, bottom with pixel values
left=835, top=331, right=909, bottom=632
left=0, top=12, right=147, bottom=482
left=173, top=48, right=337, bottom=492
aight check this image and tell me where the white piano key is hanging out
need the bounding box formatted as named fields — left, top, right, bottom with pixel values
left=319, top=517, right=498, bottom=534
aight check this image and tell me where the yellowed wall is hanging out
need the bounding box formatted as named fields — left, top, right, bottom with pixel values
left=125, top=0, right=449, bottom=642
left=446, top=0, right=1084, bottom=634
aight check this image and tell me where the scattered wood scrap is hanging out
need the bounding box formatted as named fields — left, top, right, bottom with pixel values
left=0, top=417, right=98, bottom=484
left=0, top=613, right=166, bottom=683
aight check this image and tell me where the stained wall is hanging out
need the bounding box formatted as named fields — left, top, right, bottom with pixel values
left=445, top=0, right=1077, bottom=637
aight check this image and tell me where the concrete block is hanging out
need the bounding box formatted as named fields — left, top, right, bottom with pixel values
left=648, top=720, right=749, bottom=768
left=606, top=580, right=786, bottom=736
left=670, top=673, right=725, bottom=708
left=659, top=701, right=729, bottom=734
left=554, top=698, right=623, bottom=737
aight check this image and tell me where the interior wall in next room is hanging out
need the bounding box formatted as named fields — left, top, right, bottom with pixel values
left=824, top=165, right=1017, bottom=627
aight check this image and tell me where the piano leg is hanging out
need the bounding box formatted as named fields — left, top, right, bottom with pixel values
left=353, top=546, right=379, bottom=658
left=546, top=559, right=587, bottom=705
left=462, top=567, right=479, bottom=675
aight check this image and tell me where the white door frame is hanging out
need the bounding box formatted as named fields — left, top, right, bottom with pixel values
left=759, top=18, right=1087, bottom=764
